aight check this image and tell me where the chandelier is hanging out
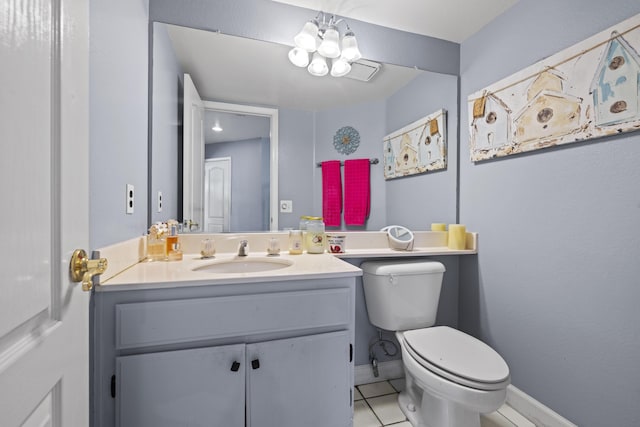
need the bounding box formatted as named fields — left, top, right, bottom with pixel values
left=288, top=11, right=363, bottom=77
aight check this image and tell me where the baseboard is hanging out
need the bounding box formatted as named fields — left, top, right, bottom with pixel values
left=355, top=362, right=576, bottom=426
left=355, top=360, right=404, bottom=385
left=506, top=385, right=578, bottom=427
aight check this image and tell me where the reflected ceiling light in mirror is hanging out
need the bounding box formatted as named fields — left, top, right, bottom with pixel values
left=288, top=11, right=362, bottom=78
left=288, top=46, right=310, bottom=67
left=308, top=52, right=329, bottom=76
left=330, top=57, right=351, bottom=77
left=212, top=124, right=223, bottom=132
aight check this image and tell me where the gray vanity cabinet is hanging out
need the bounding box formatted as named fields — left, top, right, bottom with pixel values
left=115, top=332, right=351, bottom=427
left=117, top=344, right=246, bottom=427
left=246, top=331, right=351, bottom=426
left=91, top=277, right=356, bottom=427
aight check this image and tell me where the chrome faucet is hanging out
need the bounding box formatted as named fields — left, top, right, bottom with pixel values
left=237, top=240, right=249, bottom=257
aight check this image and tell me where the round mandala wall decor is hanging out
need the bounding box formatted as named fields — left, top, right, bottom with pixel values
left=333, top=126, right=360, bottom=155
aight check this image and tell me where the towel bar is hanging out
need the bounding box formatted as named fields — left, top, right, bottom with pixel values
left=316, top=158, right=379, bottom=167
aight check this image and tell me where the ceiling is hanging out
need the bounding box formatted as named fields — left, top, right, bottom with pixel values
left=271, top=0, right=518, bottom=43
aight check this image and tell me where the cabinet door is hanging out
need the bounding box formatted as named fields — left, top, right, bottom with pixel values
left=247, top=331, right=352, bottom=427
left=116, top=344, right=245, bottom=427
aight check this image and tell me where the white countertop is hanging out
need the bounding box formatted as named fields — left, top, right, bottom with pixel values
left=96, top=231, right=477, bottom=292
left=99, top=252, right=362, bottom=291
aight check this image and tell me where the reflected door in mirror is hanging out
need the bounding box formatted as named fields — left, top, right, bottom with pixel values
left=183, top=73, right=204, bottom=230
left=204, top=158, right=231, bottom=232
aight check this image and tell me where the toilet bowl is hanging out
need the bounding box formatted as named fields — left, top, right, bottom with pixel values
left=397, top=327, right=509, bottom=427
left=360, top=260, right=510, bottom=427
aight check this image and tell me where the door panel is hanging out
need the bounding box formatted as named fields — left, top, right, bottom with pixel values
left=204, top=157, right=231, bottom=232
left=0, top=0, right=90, bottom=425
left=116, top=345, right=245, bottom=427
left=247, top=331, right=352, bottom=427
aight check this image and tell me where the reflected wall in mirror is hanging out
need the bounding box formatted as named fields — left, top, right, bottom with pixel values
left=151, top=22, right=458, bottom=232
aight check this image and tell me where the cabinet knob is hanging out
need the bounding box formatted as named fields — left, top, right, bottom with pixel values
left=251, top=359, right=260, bottom=370
left=230, top=361, right=240, bottom=372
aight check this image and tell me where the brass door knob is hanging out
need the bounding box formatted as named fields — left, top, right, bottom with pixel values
left=70, top=249, right=108, bottom=291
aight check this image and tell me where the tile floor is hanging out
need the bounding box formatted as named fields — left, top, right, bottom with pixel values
left=354, top=379, right=536, bottom=427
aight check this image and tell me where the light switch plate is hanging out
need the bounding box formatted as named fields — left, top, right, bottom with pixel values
left=126, top=184, right=134, bottom=214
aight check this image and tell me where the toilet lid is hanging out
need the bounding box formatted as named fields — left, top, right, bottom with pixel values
left=403, top=327, right=509, bottom=389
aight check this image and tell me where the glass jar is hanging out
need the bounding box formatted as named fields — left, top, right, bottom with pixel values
left=299, top=216, right=311, bottom=251
left=306, top=217, right=325, bottom=254
left=288, top=230, right=303, bottom=255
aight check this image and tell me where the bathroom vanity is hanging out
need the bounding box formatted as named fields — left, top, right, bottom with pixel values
left=91, top=252, right=361, bottom=427
left=91, top=231, right=477, bottom=426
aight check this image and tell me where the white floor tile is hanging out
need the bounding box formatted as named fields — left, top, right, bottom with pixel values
left=367, top=393, right=406, bottom=425
left=389, top=377, right=406, bottom=392
left=353, top=400, right=382, bottom=427
left=386, top=422, right=412, bottom=427
left=358, top=381, right=397, bottom=398
left=354, top=387, right=364, bottom=401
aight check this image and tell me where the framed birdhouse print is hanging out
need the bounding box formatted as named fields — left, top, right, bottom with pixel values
left=468, top=13, right=640, bottom=162
left=383, top=109, right=447, bottom=179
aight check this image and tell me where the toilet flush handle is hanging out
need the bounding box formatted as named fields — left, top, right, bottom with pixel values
left=389, top=274, right=398, bottom=285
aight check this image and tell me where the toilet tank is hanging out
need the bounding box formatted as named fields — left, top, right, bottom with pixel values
left=361, top=260, right=446, bottom=331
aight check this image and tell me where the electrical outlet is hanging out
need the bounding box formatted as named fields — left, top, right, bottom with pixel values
left=126, top=184, right=134, bottom=214
left=280, top=200, right=293, bottom=213
left=157, top=191, right=163, bottom=213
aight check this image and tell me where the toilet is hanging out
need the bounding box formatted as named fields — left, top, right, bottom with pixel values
left=361, top=260, right=510, bottom=427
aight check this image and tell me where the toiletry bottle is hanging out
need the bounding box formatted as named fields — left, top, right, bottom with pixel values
left=165, top=220, right=179, bottom=256
left=289, top=230, right=303, bottom=255
left=146, top=224, right=166, bottom=261
left=166, top=221, right=182, bottom=261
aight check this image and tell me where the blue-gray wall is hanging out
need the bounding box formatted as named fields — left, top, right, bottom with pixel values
left=459, top=1, right=640, bottom=426
left=150, top=22, right=182, bottom=225
left=90, top=0, right=149, bottom=248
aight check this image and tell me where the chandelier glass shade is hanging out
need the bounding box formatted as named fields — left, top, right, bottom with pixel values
left=288, top=12, right=362, bottom=77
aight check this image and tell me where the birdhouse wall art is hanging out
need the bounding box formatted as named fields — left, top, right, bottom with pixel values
left=468, top=13, right=640, bottom=162
left=383, top=109, right=447, bottom=179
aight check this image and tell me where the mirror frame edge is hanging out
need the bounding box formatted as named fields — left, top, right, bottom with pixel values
left=202, top=101, right=279, bottom=231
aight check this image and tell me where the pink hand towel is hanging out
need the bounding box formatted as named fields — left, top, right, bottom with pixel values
left=344, top=159, right=370, bottom=226
left=322, top=160, right=342, bottom=227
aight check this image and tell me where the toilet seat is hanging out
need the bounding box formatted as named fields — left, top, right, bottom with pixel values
left=402, top=326, right=510, bottom=391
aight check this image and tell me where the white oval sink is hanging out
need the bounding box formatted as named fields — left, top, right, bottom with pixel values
left=193, top=257, right=293, bottom=274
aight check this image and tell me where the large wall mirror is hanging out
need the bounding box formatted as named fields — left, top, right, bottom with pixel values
left=150, top=22, right=458, bottom=232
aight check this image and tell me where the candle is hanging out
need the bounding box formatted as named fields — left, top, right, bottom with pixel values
left=448, top=224, right=466, bottom=250
left=431, top=223, right=446, bottom=232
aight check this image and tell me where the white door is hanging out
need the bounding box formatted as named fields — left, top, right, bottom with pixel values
left=0, top=0, right=90, bottom=426
left=183, top=73, right=204, bottom=231
left=203, top=157, right=231, bottom=232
